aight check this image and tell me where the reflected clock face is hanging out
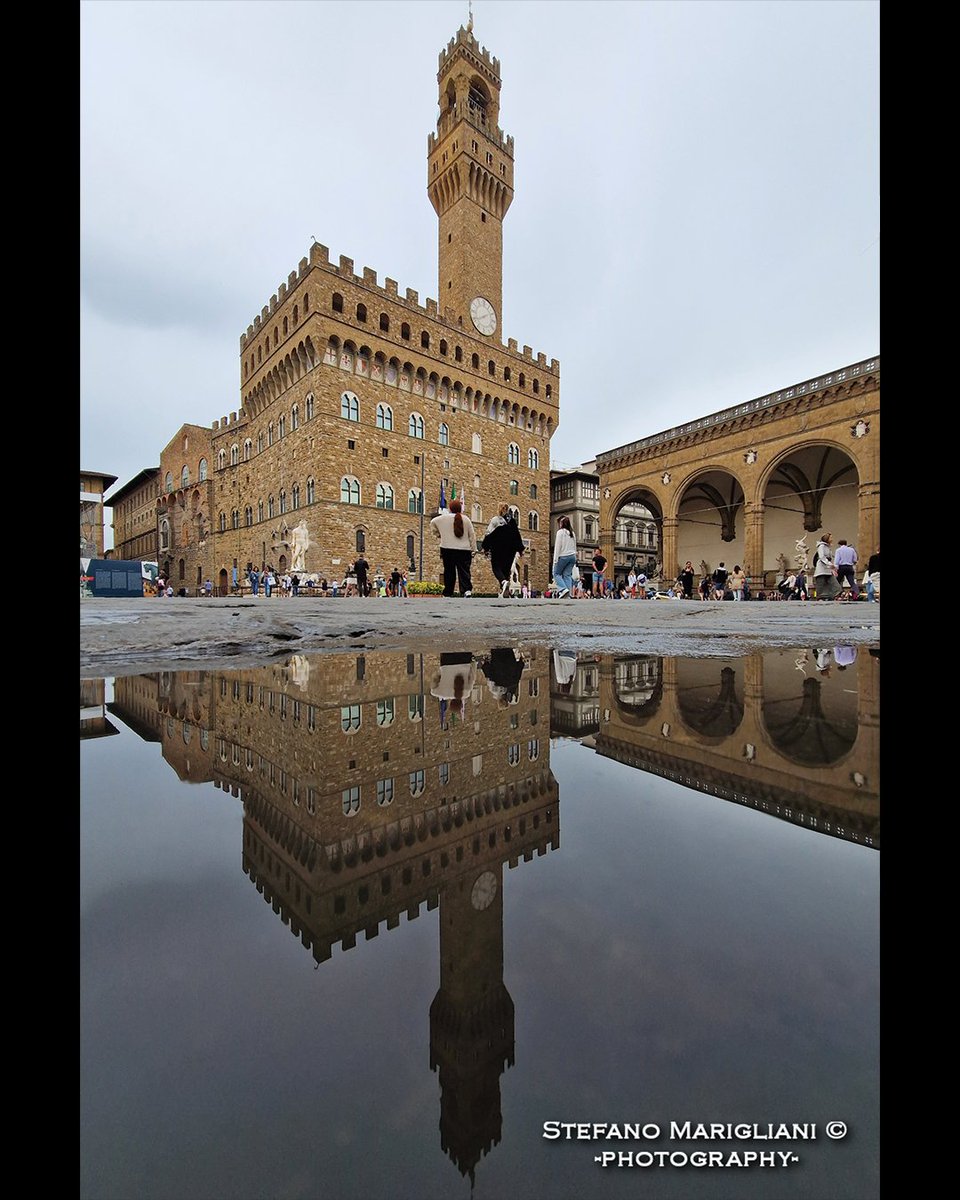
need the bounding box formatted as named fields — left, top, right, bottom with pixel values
left=471, top=870, right=498, bottom=911
left=470, top=296, right=497, bottom=336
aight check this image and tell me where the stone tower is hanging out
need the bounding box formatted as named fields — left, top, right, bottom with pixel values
left=428, top=20, right=515, bottom=339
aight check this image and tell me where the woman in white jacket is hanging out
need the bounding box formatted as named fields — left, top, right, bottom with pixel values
left=430, top=498, right=477, bottom=596
left=552, top=516, right=578, bottom=598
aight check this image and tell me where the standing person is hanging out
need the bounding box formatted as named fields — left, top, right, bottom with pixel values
left=483, top=505, right=525, bottom=597
left=712, top=561, right=729, bottom=600
left=344, top=562, right=359, bottom=597
left=264, top=569, right=274, bottom=598
left=591, top=547, right=607, bottom=597
left=399, top=571, right=408, bottom=597
left=430, top=498, right=477, bottom=596
left=627, top=568, right=637, bottom=597
left=249, top=566, right=260, bottom=597
left=834, top=539, right=859, bottom=598
left=680, top=561, right=695, bottom=599
left=866, top=545, right=880, bottom=602
left=390, top=566, right=402, bottom=596
left=290, top=573, right=300, bottom=597
left=354, top=553, right=369, bottom=597
left=813, top=532, right=839, bottom=600
left=552, top=516, right=577, bottom=598
left=730, top=565, right=746, bottom=600
left=698, top=573, right=711, bottom=601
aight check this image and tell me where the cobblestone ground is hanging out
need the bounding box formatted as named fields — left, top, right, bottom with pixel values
left=81, top=595, right=880, bottom=677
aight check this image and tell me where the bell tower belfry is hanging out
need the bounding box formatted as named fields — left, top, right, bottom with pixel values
left=428, top=18, right=514, bottom=338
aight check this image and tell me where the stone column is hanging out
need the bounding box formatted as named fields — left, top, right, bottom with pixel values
left=743, top=500, right=766, bottom=592
left=660, top=517, right=679, bottom=583
left=858, top=480, right=880, bottom=560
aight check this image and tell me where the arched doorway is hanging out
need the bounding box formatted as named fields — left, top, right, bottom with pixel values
left=218, top=568, right=229, bottom=597
left=610, top=490, right=662, bottom=586
left=676, top=659, right=745, bottom=742
left=762, top=445, right=860, bottom=585
left=676, top=470, right=746, bottom=581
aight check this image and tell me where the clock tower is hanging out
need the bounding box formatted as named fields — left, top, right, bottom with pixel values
left=428, top=19, right=514, bottom=337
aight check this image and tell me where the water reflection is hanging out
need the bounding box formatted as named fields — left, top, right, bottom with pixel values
left=550, top=647, right=879, bottom=849
left=84, top=644, right=878, bottom=1199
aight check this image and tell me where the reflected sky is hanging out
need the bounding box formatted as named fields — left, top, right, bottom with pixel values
left=80, top=647, right=879, bottom=1200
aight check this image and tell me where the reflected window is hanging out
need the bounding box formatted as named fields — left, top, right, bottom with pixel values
left=340, top=704, right=361, bottom=733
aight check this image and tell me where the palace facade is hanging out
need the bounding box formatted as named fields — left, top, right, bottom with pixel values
left=150, top=22, right=558, bottom=595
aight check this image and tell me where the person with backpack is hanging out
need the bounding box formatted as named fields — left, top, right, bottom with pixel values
left=712, top=561, right=729, bottom=600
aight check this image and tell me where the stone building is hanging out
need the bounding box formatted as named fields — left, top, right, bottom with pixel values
left=156, top=424, right=216, bottom=590
left=550, top=463, right=659, bottom=586
left=202, top=21, right=559, bottom=592
left=105, top=468, right=159, bottom=564
left=80, top=470, right=117, bottom=559
left=595, top=357, right=879, bottom=590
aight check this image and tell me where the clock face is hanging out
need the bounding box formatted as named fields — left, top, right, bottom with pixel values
left=470, top=296, right=497, bottom=336
left=470, top=870, right=498, bottom=911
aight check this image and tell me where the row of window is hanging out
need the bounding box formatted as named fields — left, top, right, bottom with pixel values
left=212, top=391, right=542, bottom=471
left=166, top=460, right=208, bottom=492
left=339, top=742, right=540, bottom=814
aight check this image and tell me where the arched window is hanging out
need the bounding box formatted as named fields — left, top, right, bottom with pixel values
left=292, top=483, right=300, bottom=509
left=340, top=476, right=361, bottom=505
left=267, top=423, right=274, bottom=446
left=258, top=500, right=264, bottom=523
left=243, top=439, right=252, bottom=461
left=530, top=483, right=538, bottom=499
left=528, top=511, right=539, bottom=531
left=278, top=415, right=286, bottom=439
left=376, top=699, right=395, bottom=727
left=488, top=360, right=495, bottom=376
left=232, top=508, right=239, bottom=529
left=406, top=533, right=415, bottom=561
left=305, top=393, right=315, bottom=420
left=332, top=293, right=344, bottom=313
left=408, top=488, right=423, bottom=513
left=400, top=322, right=410, bottom=340
left=180, top=466, right=189, bottom=488
left=376, top=403, right=393, bottom=431
left=341, top=391, right=359, bottom=422
left=279, top=490, right=287, bottom=514
left=230, top=444, right=239, bottom=466
left=408, top=413, right=424, bottom=439
left=267, top=496, right=275, bottom=518
left=306, top=477, right=315, bottom=504
left=508, top=505, right=520, bottom=522
left=519, top=372, right=526, bottom=389
left=159, top=518, right=170, bottom=550
left=472, top=432, right=482, bottom=454
left=472, top=503, right=483, bottom=522
left=198, top=458, right=207, bottom=481
left=356, top=303, right=367, bottom=323
left=455, top=346, right=463, bottom=363
left=504, top=366, right=512, bottom=382
left=245, top=506, right=253, bottom=526
left=438, top=422, right=449, bottom=446
left=257, top=433, right=264, bottom=454
left=215, top=450, right=225, bottom=471
left=509, top=479, right=519, bottom=495
left=303, top=292, right=309, bottom=312
left=379, top=312, right=389, bottom=332
left=356, top=528, right=366, bottom=552
left=508, top=442, right=520, bottom=465
left=471, top=353, right=480, bottom=369
left=440, top=339, right=448, bottom=355
left=283, top=316, right=288, bottom=336
left=291, top=405, right=299, bottom=431
left=341, top=705, right=361, bottom=733
left=376, top=778, right=394, bottom=806
left=528, top=448, right=539, bottom=469
left=409, top=770, right=425, bottom=797
left=219, top=512, right=226, bottom=532
left=376, top=483, right=395, bottom=510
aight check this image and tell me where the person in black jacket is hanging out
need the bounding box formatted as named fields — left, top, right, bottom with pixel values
left=482, top=505, right=525, bottom=597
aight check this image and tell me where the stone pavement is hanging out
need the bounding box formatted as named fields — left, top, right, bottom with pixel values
left=80, top=595, right=880, bottom=678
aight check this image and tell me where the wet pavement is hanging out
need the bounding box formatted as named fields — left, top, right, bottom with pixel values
left=80, top=595, right=880, bottom=677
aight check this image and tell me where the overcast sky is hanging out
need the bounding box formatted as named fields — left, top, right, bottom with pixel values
left=81, top=0, right=878, bottom=504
